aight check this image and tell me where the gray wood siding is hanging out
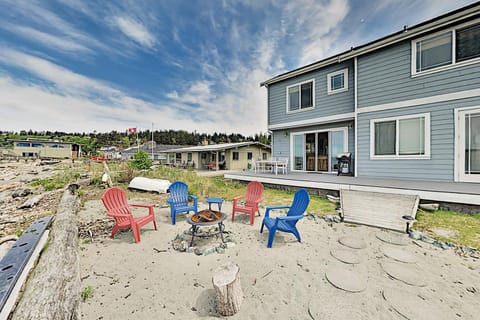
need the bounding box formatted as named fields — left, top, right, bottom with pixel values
left=272, top=120, right=355, bottom=170
left=356, top=97, right=480, bottom=181
left=358, top=40, right=480, bottom=108
left=268, top=61, right=354, bottom=126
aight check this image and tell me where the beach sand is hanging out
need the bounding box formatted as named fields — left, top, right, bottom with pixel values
left=78, top=199, right=480, bottom=320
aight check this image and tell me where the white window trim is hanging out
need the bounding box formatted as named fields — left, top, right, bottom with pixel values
left=327, top=68, right=348, bottom=95
left=369, top=113, right=431, bottom=160
left=411, top=18, right=480, bottom=77
left=285, top=79, right=315, bottom=114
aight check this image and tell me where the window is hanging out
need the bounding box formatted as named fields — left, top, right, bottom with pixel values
left=327, top=69, right=348, bottom=94
left=232, top=152, right=239, bottom=161
left=287, top=80, right=314, bottom=112
left=31, top=143, right=44, bottom=148
left=456, top=23, right=480, bottom=62
left=187, top=153, right=192, bottom=161
left=247, top=152, right=253, bottom=160
left=412, top=21, right=480, bottom=75
left=262, top=152, right=267, bottom=160
left=370, top=113, right=430, bottom=159
left=16, top=142, right=30, bottom=147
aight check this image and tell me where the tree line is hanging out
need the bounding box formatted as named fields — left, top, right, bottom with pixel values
left=0, top=130, right=270, bottom=154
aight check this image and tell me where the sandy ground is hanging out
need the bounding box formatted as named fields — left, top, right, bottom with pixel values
left=78, top=199, right=480, bottom=320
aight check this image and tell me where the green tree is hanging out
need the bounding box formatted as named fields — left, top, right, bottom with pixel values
left=130, top=150, right=152, bottom=170
left=122, top=136, right=131, bottom=148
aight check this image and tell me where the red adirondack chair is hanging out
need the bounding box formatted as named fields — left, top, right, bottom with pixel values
left=101, top=187, right=157, bottom=243
left=231, top=181, right=264, bottom=225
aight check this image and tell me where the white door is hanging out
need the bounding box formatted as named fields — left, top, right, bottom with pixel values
left=458, top=108, right=480, bottom=182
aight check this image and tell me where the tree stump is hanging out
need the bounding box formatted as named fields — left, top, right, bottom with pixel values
left=212, top=262, right=243, bottom=316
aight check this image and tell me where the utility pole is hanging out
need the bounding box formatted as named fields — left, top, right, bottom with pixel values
left=151, top=122, right=154, bottom=160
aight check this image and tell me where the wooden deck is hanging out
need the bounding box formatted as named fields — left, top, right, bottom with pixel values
left=224, top=171, right=480, bottom=206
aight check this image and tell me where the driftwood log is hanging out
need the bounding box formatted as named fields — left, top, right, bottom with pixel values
left=212, top=262, right=243, bottom=316
left=18, top=194, right=44, bottom=209
left=12, top=188, right=81, bottom=320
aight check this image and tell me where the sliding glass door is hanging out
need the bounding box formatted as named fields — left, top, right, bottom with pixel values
left=458, top=108, right=480, bottom=182
left=291, top=128, right=347, bottom=172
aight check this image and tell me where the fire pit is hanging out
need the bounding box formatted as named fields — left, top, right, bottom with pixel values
left=186, top=210, right=226, bottom=246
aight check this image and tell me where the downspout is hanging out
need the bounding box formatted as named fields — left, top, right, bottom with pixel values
left=354, top=57, right=358, bottom=177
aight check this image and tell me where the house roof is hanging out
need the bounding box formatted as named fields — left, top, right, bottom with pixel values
left=260, top=2, right=480, bottom=86
left=11, top=139, right=73, bottom=145
left=121, top=144, right=186, bottom=154
left=162, top=141, right=271, bottom=153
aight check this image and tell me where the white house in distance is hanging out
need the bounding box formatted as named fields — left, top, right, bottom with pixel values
left=163, top=142, right=271, bottom=170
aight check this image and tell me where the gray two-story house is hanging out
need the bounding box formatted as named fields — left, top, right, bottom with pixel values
left=261, top=2, right=480, bottom=184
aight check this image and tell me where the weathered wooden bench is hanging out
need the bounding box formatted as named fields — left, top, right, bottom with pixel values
left=339, top=189, right=420, bottom=233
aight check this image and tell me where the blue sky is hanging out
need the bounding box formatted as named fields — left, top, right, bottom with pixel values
left=0, top=0, right=476, bottom=135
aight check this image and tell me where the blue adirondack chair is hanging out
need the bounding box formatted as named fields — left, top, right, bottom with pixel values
left=260, top=189, right=310, bottom=248
left=166, top=181, right=198, bottom=225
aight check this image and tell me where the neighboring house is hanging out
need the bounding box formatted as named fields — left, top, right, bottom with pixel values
left=11, top=139, right=81, bottom=159
left=120, top=143, right=185, bottom=161
left=163, top=142, right=271, bottom=170
left=261, top=3, right=480, bottom=183
left=99, top=146, right=122, bottom=160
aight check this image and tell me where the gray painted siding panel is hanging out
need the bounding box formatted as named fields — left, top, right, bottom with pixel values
left=268, top=61, right=354, bottom=126
left=358, top=40, right=480, bottom=108
left=356, top=97, right=480, bottom=181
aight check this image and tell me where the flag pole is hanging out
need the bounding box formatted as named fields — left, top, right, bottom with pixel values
left=151, top=122, right=154, bottom=160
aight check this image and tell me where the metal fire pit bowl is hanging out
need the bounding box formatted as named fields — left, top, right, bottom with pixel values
left=186, top=210, right=226, bottom=246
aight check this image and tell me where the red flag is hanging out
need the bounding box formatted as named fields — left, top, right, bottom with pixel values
left=128, top=127, right=137, bottom=133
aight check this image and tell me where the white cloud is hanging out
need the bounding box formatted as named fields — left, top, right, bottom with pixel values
left=2, top=25, right=92, bottom=54
left=112, top=16, right=156, bottom=49
left=0, top=48, right=265, bottom=135
left=283, top=0, right=349, bottom=65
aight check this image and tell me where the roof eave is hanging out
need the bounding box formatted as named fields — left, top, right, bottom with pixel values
left=260, top=4, right=480, bottom=87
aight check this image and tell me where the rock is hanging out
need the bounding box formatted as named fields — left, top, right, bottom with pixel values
left=420, top=235, right=435, bottom=244
left=203, top=247, right=217, bottom=256
left=433, top=241, right=449, bottom=250
left=216, top=247, right=226, bottom=254
left=194, top=248, right=204, bottom=256
left=409, top=230, right=423, bottom=240
left=12, top=188, right=32, bottom=198
left=419, top=203, right=439, bottom=211
left=226, top=242, right=236, bottom=249
left=179, top=241, right=188, bottom=252
left=186, top=247, right=195, bottom=253
left=324, top=215, right=341, bottom=223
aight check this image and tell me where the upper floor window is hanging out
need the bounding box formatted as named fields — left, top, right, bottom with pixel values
left=286, top=79, right=314, bottom=113
left=232, top=152, right=239, bottom=161
left=327, top=69, right=348, bottom=94
left=412, top=21, right=480, bottom=75
left=370, top=113, right=430, bottom=159
left=247, top=152, right=253, bottom=160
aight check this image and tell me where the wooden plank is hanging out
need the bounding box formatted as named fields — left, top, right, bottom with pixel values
left=0, top=216, right=53, bottom=312
left=0, top=231, right=49, bottom=320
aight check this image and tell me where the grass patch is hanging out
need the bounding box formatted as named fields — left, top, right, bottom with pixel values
left=81, top=286, right=94, bottom=302
left=415, top=210, right=480, bottom=249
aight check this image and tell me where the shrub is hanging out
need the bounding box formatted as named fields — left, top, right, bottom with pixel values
left=130, top=150, right=152, bottom=170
